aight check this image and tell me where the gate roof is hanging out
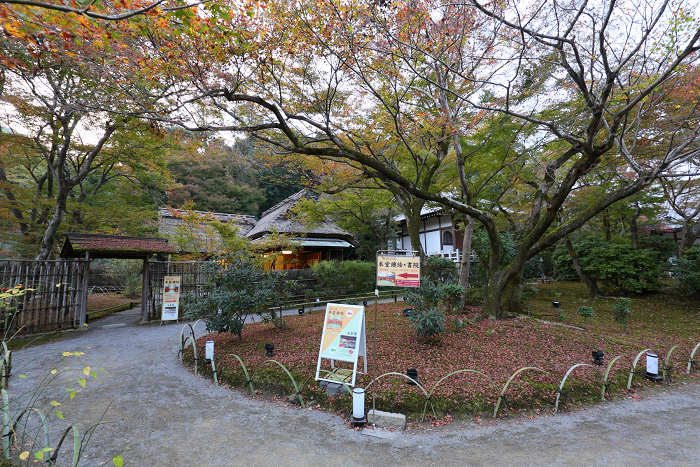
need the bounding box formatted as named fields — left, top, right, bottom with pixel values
left=60, top=233, right=177, bottom=259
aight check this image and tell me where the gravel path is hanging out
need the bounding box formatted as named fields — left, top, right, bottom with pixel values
left=9, top=307, right=700, bottom=467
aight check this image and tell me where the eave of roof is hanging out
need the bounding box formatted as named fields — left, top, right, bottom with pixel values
left=60, top=233, right=176, bottom=259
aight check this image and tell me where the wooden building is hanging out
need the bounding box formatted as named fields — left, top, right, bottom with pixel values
left=246, top=190, right=358, bottom=270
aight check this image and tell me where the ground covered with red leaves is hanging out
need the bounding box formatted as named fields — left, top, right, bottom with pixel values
left=187, top=282, right=700, bottom=419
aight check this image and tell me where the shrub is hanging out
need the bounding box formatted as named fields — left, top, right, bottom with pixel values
left=440, top=283, right=465, bottom=313
left=554, top=238, right=663, bottom=294
left=424, top=256, right=458, bottom=283
left=184, top=253, right=287, bottom=339
left=407, top=307, right=446, bottom=338
left=578, top=306, right=594, bottom=319
left=552, top=236, right=607, bottom=280
left=614, top=297, right=632, bottom=332
left=312, top=260, right=375, bottom=296
left=672, top=246, right=700, bottom=294
left=583, top=244, right=662, bottom=294
left=405, top=282, right=441, bottom=310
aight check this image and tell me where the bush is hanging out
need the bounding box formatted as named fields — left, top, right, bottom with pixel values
left=577, top=306, right=595, bottom=319
left=614, top=297, right=632, bottom=331
left=424, top=256, right=458, bottom=283
left=553, top=238, right=663, bottom=294
left=672, top=246, right=700, bottom=294
left=583, top=244, right=662, bottom=294
left=407, top=307, right=446, bottom=338
left=405, top=282, right=442, bottom=310
left=312, top=260, right=375, bottom=296
left=440, top=283, right=465, bottom=313
left=552, top=236, right=607, bottom=280
left=184, top=253, right=287, bottom=339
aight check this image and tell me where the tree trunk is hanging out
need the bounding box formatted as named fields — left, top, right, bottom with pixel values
left=35, top=188, right=68, bottom=260
left=503, top=276, right=524, bottom=316
left=629, top=203, right=641, bottom=249
left=602, top=210, right=612, bottom=242
left=678, top=220, right=700, bottom=258
left=565, top=238, right=600, bottom=298
left=458, top=215, right=474, bottom=293
left=482, top=269, right=522, bottom=319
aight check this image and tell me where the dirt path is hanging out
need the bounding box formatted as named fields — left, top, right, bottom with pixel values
left=9, top=308, right=700, bottom=466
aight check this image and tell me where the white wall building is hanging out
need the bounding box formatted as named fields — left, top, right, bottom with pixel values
left=393, top=208, right=465, bottom=262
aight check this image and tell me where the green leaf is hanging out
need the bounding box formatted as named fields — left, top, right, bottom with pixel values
left=113, top=455, right=124, bottom=467
left=54, top=411, right=64, bottom=420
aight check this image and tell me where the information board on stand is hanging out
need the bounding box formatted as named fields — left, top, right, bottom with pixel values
left=161, top=275, right=181, bottom=322
left=315, top=303, right=366, bottom=387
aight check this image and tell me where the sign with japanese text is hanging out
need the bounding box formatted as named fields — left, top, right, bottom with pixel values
left=376, top=254, right=421, bottom=287
left=161, top=276, right=181, bottom=321
left=315, top=303, right=366, bottom=387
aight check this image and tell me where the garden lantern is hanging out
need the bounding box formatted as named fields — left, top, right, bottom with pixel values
left=265, top=343, right=275, bottom=358
left=298, top=308, right=305, bottom=316
left=406, top=368, right=419, bottom=385
left=592, top=350, right=604, bottom=366
left=205, top=340, right=214, bottom=363
left=552, top=301, right=560, bottom=308
left=646, top=353, right=663, bottom=381
left=352, top=388, right=367, bottom=426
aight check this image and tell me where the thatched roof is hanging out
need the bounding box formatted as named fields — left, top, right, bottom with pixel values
left=158, top=208, right=257, bottom=254
left=158, top=208, right=257, bottom=237
left=246, top=190, right=357, bottom=246
left=60, top=233, right=176, bottom=259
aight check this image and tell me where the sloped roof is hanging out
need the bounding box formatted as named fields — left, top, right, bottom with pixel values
left=60, top=233, right=176, bottom=259
left=158, top=208, right=258, bottom=254
left=246, top=190, right=357, bottom=246
left=158, top=208, right=257, bottom=237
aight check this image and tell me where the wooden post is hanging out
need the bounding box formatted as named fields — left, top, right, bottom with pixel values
left=78, top=252, right=90, bottom=328
left=141, top=257, right=150, bottom=323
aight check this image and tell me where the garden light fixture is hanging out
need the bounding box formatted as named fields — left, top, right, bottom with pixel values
left=265, top=343, right=275, bottom=357
left=645, top=352, right=663, bottom=381
left=298, top=308, right=305, bottom=316
left=406, top=368, right=419, bottom=385
left=552, top=301, right=560, bottom=308
left=592, top=350, right=604, bottom=366
left=352, top=387, right=367, bottom=427
left=282, top=250, right=293, bottom=255
left=205, top=340, right=214, bottom=363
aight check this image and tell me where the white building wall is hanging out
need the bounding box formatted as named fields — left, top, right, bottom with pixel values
left=424, top=230, right=441, bottom=253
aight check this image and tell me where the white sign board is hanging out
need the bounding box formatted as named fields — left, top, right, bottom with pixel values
left=315, top=303, right=366, bottom=387
left=161, top=276, right=181, bottom=321
left=376, top=254, right=421, bottom=287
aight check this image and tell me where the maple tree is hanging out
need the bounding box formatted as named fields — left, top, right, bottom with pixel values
left=147, top=0, right=700, bottom=318
left=5, top=1, right=700, bottom=320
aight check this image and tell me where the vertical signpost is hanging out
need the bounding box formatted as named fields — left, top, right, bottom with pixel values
left=371, top=250, right=421, bottom=423
left=161, top=275, right=181, bottom=323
